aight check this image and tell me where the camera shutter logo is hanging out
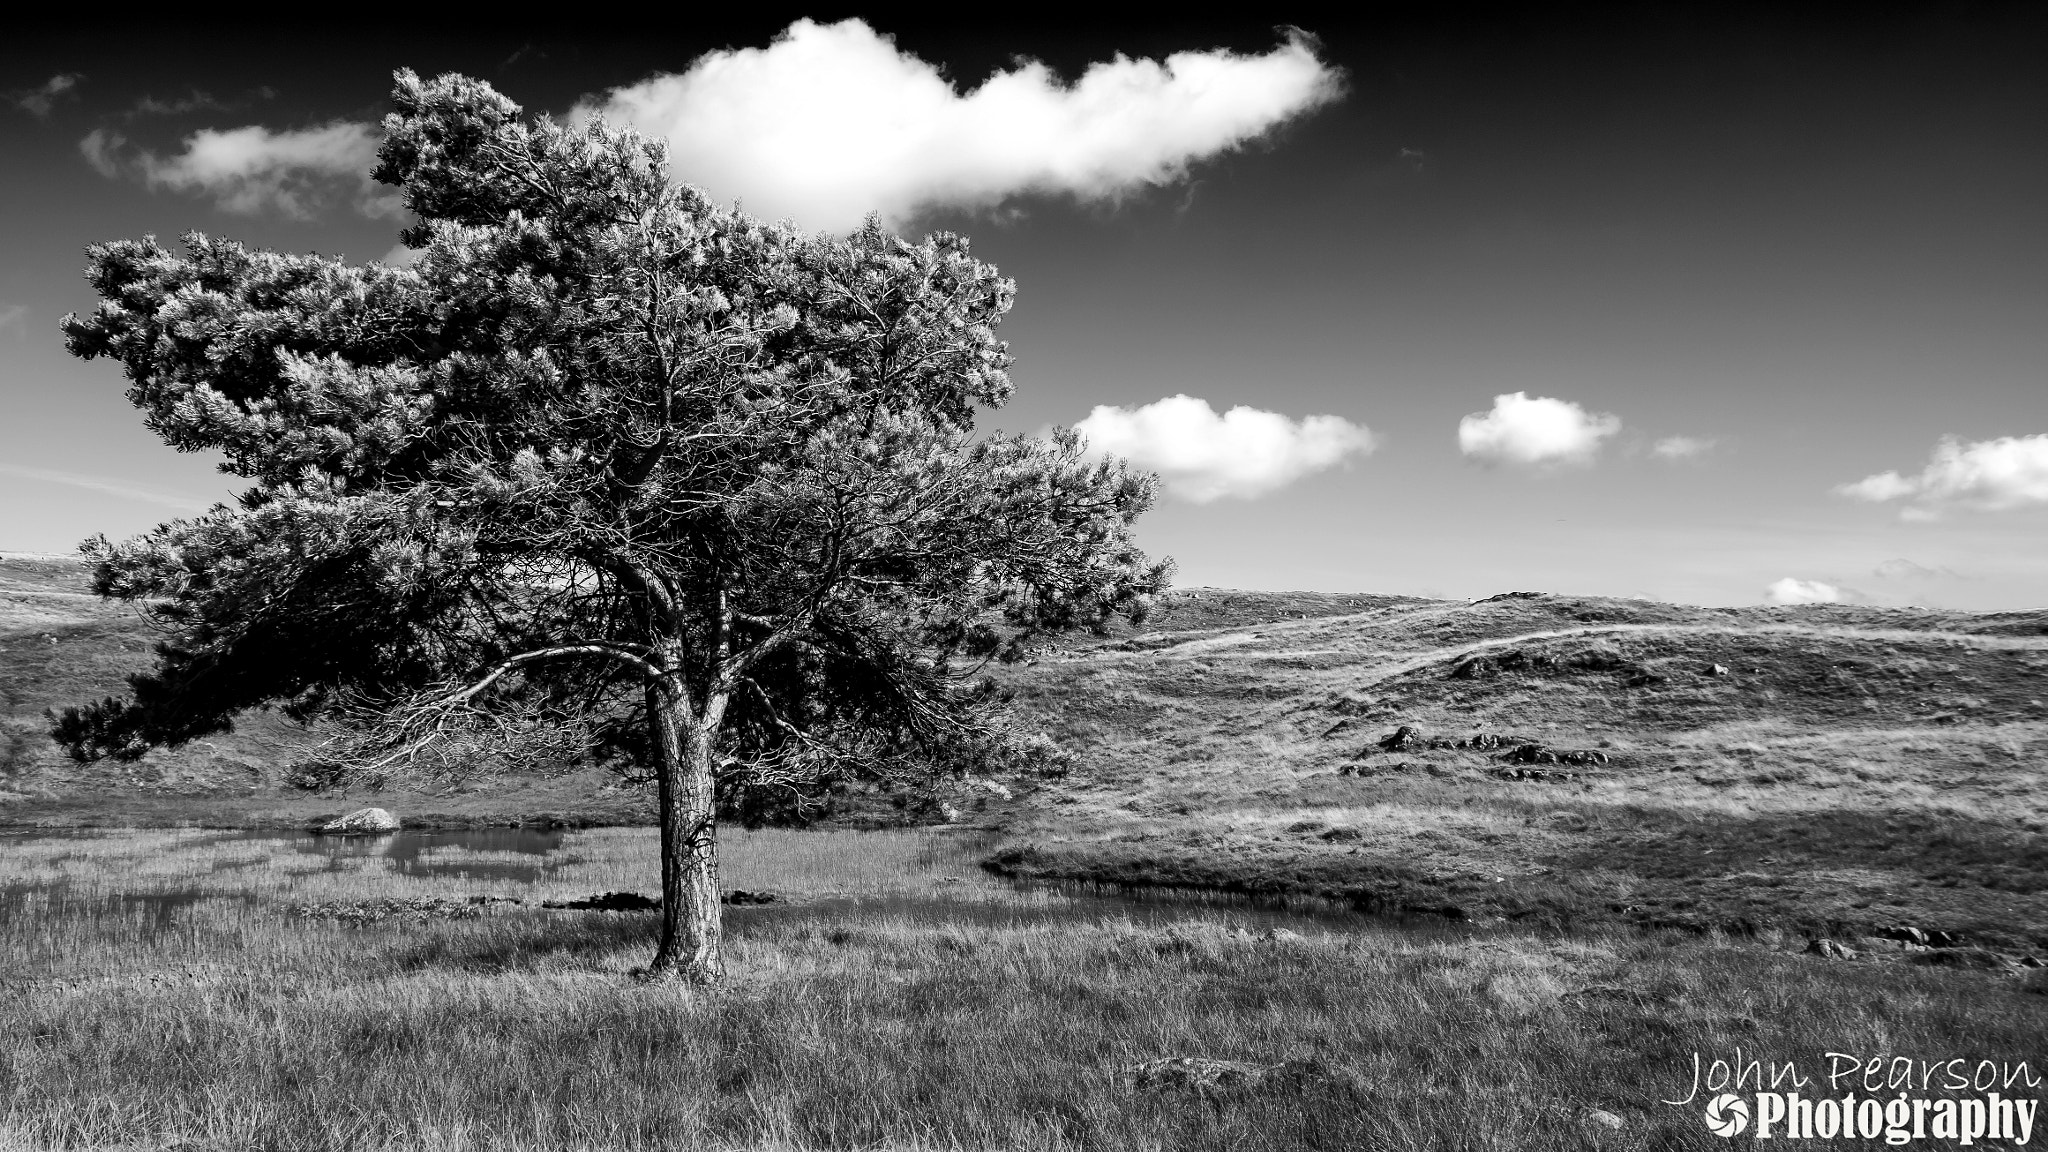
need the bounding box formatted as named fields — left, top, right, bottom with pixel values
left=1704, top=1093, right=1750, bottom=1137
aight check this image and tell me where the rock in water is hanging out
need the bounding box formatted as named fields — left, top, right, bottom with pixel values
left=321, top=807, right=400, bottom=834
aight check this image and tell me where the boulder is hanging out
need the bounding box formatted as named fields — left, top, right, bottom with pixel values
left=320, top=807, right=400, bottom=834
left=1378, top=725, right=1424, bottom=751
left=1804, top=937, right=1857, bottom=960
left=1707, top=663, right=1732, bottom=677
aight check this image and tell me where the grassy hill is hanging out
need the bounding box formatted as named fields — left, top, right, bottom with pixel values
left=990, top=587, right=2048, bottom=952
left=6, top=555, right=2045, bottom=953
left=0, top=554, right=649, bottom=828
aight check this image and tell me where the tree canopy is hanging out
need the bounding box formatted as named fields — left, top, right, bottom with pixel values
left=55, top=70, right=1167, bottom=982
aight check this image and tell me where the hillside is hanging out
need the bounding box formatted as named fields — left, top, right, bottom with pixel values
left=7, top=556, right=2046, bottom=954
left=0, top=555, right=647, bottom=827
left=990, top=587, right=2048, bottom=952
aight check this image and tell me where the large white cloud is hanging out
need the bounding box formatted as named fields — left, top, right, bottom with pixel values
left=1073, top=394, right=1373, bottom=502
left=80, top=121, right=398, bottom=219
left=1764, top=577, right=1843, bottom=605
left=1837, top=434, right=2048, bottom=517
left=1457, top=392, right=1621, bottom=467
left=577, top=19, right=1341, bottom=231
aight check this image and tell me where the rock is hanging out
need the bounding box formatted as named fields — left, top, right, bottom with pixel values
left=542, top=891, right=659, bottom=911
left=975, top=779, right=1014, bottom=800
left=1907, top=947, right=2022, bottom=974
left=1498, top=744, right=1607, bottom=768
left=1319, top=826, right=1364, bottom=843
left=1804, top=937, right=1857, bottom=960
left=1120, top=1057, right=1361, bottom=1097
left=1707, top=663, right=1732, bottom=677
left=1490, top=766, right=1581, bottom=783
left=320, top=807, right=400, bottom=834
left=1580, top=1107, right=1625, bottom=1132
left=1378, top=725, right=1423, bottom=751
left=1883, top=925, right=1931, bottom=947
left=1924, top=929, right=1966, bottom=948
left=939, top=802, right=964, bottom=824
left=1449, top=656, right=1499, bottom=680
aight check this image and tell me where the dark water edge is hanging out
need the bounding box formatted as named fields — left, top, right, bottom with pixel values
left=0, top=825, right=1493, bottom=937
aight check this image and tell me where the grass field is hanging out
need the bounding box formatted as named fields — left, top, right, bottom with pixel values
left=4, top=560, right=2046, bottom=1147
left=2, top=827, right=2042, bottom=1151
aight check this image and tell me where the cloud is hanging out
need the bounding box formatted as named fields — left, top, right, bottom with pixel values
left=0, top=304, right=27, bottom=339
left=1873, top=558, right=1964, bottom=581
left=1073, top=394, right=1374, bottom=502
left=0, top=464, right=214, bottom=512
left=1458, top=392, right=1621, bottom=468
left=11, top=73, right=82, bottom=118
left=1837, top=434, right=2048, bottom=517
left=128, top=90, right=234, bottom=118
left=1651, top=435, right=1716, bottom=461
left=79, top=121, right=399, bottom=219
left=577, top=19, right=1342, bottom=231
left=1764, top=577, right=1843, bottom=605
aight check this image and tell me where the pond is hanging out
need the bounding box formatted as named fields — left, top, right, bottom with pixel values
left=0, top=825, right=1487, bottom=941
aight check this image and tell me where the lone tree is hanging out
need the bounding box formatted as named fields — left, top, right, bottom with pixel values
left=55, top=71, right=1166, bottom=983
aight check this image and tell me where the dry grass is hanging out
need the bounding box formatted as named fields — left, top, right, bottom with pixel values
left=995, top=593, right=2048, bottom=950
left=1, top=827, right=2042, bottom=1151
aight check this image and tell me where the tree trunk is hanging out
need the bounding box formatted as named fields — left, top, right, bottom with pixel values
left=646, top=680, right=724, bottom=984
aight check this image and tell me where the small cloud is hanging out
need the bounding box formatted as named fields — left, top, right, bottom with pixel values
left=1650, top=435, right=1716, bottom=461
left=1872, top=558, right=1964, bottom=581
left=128, top=90, right=234, bottom=118
left=1074, top=394, right=1374, bottom=502
left=1837, top=434, right=2048, bottom=518
left=79, top=120, right=398, bottom=219
left=577, top=19, right=1342, bottom=231
left=11, top=73, right=82, bottom=118
left=1458, top=392, right=1621, bottom=468
left=1764, top=577, right=1843, bottom=605
left=380, top=244, right=424, bottom=267
left=0, top=303, right=27, bottom=339
left=0, top=464, right=214, bottom=512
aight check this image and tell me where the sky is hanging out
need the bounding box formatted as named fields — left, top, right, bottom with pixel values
left=2, top=8, right=2044, bottom=609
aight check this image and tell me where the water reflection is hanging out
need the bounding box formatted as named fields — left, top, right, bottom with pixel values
left=231, top=827, right=572, bottom=882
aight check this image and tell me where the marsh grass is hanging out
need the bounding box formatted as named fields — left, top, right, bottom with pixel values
left=2, top=828, right=2044, bottom=1151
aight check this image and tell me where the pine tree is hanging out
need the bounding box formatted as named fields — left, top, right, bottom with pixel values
left=55, top=70, right=1166, bottom=983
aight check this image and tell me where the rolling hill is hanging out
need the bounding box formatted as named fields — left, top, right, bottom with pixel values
left=990, top=587, right=2048, bottom=952
left=5, top=554, right=2045, bottom=953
